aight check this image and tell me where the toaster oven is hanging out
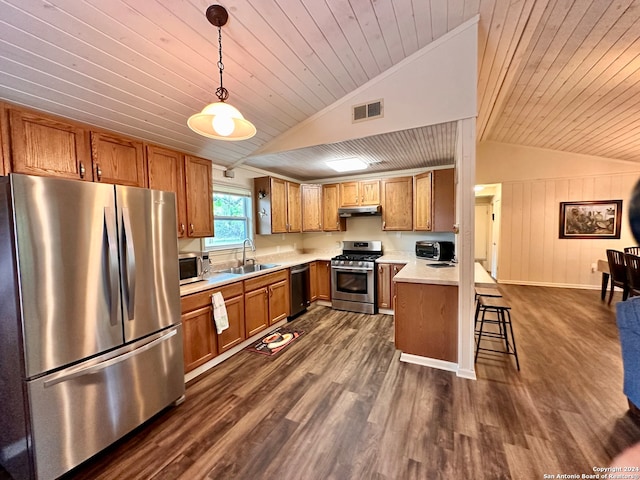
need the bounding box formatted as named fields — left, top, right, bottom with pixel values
left=415, top=241, right=455, bottom=262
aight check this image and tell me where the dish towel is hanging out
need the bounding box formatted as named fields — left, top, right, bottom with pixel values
left=212, top=292, right=229, bottom=334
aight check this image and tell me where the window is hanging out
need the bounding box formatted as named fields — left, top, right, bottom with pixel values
left=203, top=190, right=252, bottom=250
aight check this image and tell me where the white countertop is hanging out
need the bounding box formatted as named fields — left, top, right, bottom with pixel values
left=393, top=260, right=496, bottom=287
left=180, top=251, right=496, bottom=297
left=180, top=252, right=331, bottom=296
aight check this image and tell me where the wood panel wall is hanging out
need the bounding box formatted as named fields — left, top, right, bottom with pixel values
left=499, top=173, right=640, bottom=288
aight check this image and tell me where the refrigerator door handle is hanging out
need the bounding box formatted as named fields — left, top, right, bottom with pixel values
left=122, top=207, right=137, bottom=320
left=43, top=328, right=178, bottom=388
left=104, top=207, right=119, bottom=326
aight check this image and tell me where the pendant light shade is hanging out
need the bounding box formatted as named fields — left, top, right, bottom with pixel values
left=188, top=102, right=257, bottom=140
left=188, top=5, right=256, bottom=141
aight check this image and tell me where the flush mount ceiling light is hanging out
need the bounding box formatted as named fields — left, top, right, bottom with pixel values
left=326, top=158, right=368, bottom=172
left=187, top=5, right=256, bottom=141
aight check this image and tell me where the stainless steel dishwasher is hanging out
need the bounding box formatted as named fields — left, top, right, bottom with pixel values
left=289, top=263, right=310, bottom=320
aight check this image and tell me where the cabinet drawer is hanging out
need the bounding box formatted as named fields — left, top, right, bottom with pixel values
left=244, top=269, right=288, bottom=292
left=181, top=281, right=244, bottom=313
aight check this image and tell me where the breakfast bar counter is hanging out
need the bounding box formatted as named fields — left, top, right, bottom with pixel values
left=393, top=261, right=495, bottom=367
left=393, top=260, right=496, bottom=287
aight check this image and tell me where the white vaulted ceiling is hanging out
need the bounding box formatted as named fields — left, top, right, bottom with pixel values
left=1, top=1, right=640, bottom=180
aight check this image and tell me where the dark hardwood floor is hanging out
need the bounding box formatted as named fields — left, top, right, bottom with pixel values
left=4, top=285, right=640, bottom=479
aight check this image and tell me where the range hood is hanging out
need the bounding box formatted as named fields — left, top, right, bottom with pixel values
left=338, top=205, right=382, bottom=217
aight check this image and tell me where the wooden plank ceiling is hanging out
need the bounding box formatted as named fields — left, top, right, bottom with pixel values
left=1, top=0, right=639, bottom=180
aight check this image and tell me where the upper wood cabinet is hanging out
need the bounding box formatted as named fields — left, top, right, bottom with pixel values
left=255, top=176, right=301, bottom=234
left=301, top=184, right=323, bottom=232
left=414, top=171, right=433, bottom=230
left=414, top=168, right=455, bottom=232
left=339, top=179, right=380, bottom=206
left=322, top=183, right=346, bottom=232
left=432, top=168, right=455, bottom=232
left=90, top=132, right=146, bottom=187
left=8, top=108, right=92, bottom=181
left=287, top=181, right=301, bottom=232
left=146, top=145, right=187, bottom=237
left=381, top=176, right=413, bottom=231
left=184, top=155, right=214, bottom=238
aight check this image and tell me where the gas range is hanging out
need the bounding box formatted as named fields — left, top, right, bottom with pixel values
left=331, top=241, right=382, bottom=314
left=330, top=241, right=383, bottom=269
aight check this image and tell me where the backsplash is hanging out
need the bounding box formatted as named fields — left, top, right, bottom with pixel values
left=179, top=216, right=455, bottom=264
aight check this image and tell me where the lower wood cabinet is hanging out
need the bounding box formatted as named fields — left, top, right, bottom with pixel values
left=180, top=281, right=245, bottom=373
left=309, top=261, right=318, bottom=301
left=394, top=282, right=458, bottom=362
left=377, top=262, right=406, bottom=309
left=317, top=260, right=331, bottom=301
left=182, top=306, right=217, bottom=373
left=244, top=269, right=290, bottom=337
left=217, top=293, right=246, bottom=353
left=244, top=287, right=269, bottom=338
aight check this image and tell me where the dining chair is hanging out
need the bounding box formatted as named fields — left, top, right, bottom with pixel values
left=625, top=253, right=640, bottom=298
left=625, top=246, right=640, bottom=256
left=607, top=249, right=629, bottom=304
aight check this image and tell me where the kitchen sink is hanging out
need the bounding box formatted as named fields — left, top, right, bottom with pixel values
left=216, top=263, right=279, bottom=275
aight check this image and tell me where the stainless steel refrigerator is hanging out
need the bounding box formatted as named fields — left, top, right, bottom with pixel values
left=0, top=174, right=185, bottom=480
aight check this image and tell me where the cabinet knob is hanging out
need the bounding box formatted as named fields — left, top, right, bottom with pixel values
left=179, top=223, right=185, bottom=235
left=96, top=165, right=102, bottom=181
left=79, top=162, right=85, bottom=179
left=383, top=221, right=386, bottom=229
left=189, top=223, right=194, bottom=234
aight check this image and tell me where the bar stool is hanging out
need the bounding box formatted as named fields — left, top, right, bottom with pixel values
left=474, top=286, right=502, bottom=326
left=475, top=296, right=520, bottom=371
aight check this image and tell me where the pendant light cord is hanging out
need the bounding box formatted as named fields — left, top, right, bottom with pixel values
left=216, top=25, right=229, bottom=102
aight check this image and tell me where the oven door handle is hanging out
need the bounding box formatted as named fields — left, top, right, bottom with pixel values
left=332, top=266, right=374, bottom=272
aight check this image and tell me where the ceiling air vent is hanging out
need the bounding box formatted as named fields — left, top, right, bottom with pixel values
left=352, top=99, right=383, bottom=123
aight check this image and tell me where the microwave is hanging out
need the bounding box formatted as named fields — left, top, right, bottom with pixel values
left=415, top=241, right=455, bottom=262
left=178, top=252, right=210, bottom=285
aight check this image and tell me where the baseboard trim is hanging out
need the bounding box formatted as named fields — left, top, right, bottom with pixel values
left=456, top=368, right=477, bottom=380
left=498, top=280, right=601, bottom=290
left=399, top=353, right=458, bottom=373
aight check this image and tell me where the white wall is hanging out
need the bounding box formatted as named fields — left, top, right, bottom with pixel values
left=478, top=142, right=640, bottom=287
left=254, top=17, right=478, bottom=155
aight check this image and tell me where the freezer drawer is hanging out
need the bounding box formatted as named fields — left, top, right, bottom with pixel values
left=26, top=326, right=184, bottom=480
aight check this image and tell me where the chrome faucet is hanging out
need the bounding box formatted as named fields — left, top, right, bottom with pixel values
left=242, top=238, right=256, bottom=266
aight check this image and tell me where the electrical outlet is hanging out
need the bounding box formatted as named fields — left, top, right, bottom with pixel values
left=591, top=263, right=597, bottom=273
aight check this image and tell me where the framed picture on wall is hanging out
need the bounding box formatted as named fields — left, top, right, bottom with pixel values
left=559, top=200, right=623, bottom=239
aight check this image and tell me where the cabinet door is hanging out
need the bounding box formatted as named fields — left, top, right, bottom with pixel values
left=90, top=132, right=146, bottom=187
left=317, top=260, right=331, bottom=300
left=217, top=295, right=246, bottom=353
left=301, top=184, right=323, bottom=232
left=245, top=287, right=269, bottom=337
left=269, top=279, right=290, bottom=325
left=414, top=171, right=433, bottom=231
left=360, top=180, right=380, bottom=205
left=339, top=181, right=360, bottom=207
left=184, top=155, right=214, bottom=237
left=389, top=263, right=406, bottom=310
left=432, top=168, right=455, bottom=232
left=309, top=261, right=318, bottom=301
left=287, top=182, right=302, bottom=232
left=322, top=183, right=345, bottom=232
left=147, top=145, right=187, bottom=237
left=381, top=177, right=413, bottom=231
left=182, top=306, right=217, bottom=372
left=377, top=263, right=391, bottom=309
left=9, top=109, right=91, bottom=181
left=270, top=177, right=288, bottom=234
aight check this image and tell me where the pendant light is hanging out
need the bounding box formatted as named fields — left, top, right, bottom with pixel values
left=187, top=5, right=256, bottom=141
